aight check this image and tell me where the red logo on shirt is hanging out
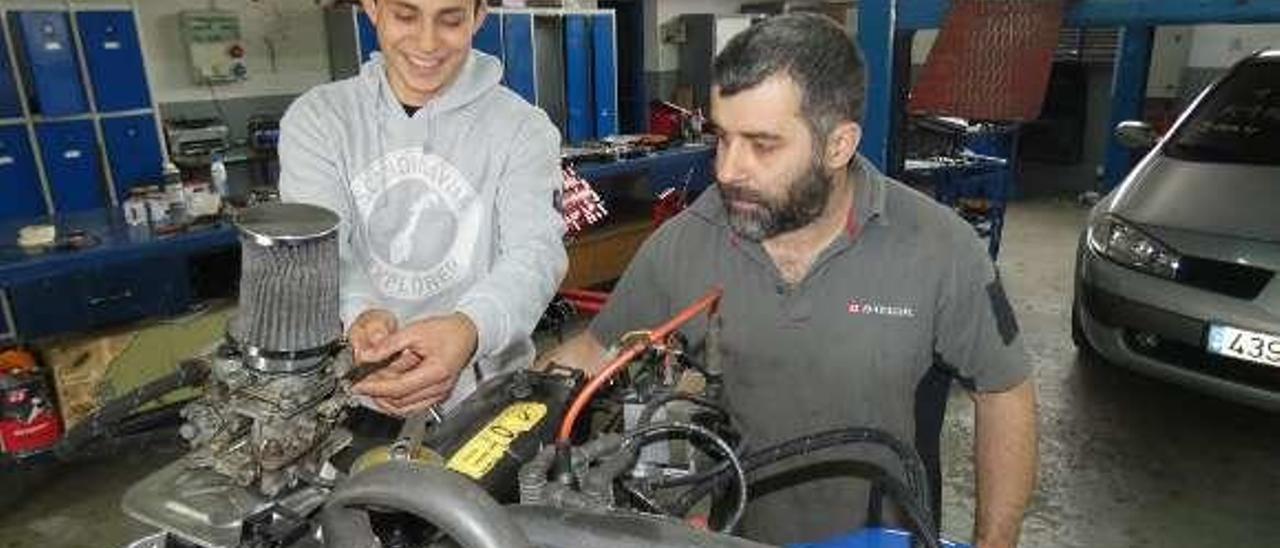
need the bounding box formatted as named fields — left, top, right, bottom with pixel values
left=847, top=299, right=916, bottom=318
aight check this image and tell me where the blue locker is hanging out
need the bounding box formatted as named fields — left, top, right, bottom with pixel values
left=357, top=11, right=378, bottom=62
left=564, top=15, right=593, bottom=143
left=0, top=125, right=46, bottom=219
left=76, top=10, right=152, bottom=112
left=0, top=32, right=21, bottom=119
left=101, top=114, right=163, bottom=195
left=591, top=13, right=619, bottom=138
left=36, top=120, right=104, bottom=212
left=474, top=14, right=502, bottom=58
left=11, top=11, right=89, bottom=116
left=502, top=13, right=536, bottom=105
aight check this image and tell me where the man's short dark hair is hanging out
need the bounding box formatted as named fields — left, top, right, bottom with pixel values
left=713, top=13, right=866, bottom=139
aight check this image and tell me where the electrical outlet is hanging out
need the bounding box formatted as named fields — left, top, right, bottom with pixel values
left=179, top=10, right=248, bottom=85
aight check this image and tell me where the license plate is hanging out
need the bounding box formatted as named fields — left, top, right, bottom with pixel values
left=1207, top=324, right=1280, bottom=368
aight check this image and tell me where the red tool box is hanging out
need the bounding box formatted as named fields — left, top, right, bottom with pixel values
left=0, top=349, right=62, bottom=456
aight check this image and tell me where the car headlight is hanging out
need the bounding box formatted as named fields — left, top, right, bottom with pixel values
left=1087, top=215, right=1181, bottom=280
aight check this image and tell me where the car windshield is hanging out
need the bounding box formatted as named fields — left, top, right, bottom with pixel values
left=1166, top=58, right=1280, bottom=165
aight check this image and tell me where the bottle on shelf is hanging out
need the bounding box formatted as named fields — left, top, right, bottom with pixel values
left=210, top=152, right=229, bottom=201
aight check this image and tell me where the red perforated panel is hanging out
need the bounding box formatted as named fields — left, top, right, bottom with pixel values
left=909, top=0, right=1065, bottom=121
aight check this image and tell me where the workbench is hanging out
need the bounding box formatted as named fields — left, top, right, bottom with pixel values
left=0, top=210, right=239, bottom=344
left=903, top=153, right=1011, bottom=260
left=0, top=145, right=717, bottom=341
left=560, top=143, right=715, bottom=289
left=571, top=143, right=715, bottom=196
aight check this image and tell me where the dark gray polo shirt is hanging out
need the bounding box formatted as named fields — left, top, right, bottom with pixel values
left=590, top=156, right=1028, bottom=544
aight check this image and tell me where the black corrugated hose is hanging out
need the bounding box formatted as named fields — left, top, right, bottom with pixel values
left=671, top=427, right=940, bottom=548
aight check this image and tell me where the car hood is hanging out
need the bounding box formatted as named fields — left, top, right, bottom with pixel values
left=1108, top=154, right=1280, bottom=243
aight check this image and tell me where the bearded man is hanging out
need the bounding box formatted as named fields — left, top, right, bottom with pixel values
left=541, top=13, right=1036, bottom=548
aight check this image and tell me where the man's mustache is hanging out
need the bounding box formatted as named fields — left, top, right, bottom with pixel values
left=720, top=185, right=769, bottom=206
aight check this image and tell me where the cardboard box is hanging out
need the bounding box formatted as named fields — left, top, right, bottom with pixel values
left=39, top=303, right=235, bottom=429
left=563, top=219, right=654, bottom=289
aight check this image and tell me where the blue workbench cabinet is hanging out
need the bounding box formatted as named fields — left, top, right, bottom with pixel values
left=0, top=125, right=45, bottom=220
left=75, top=10, right=151, bottom=112
left=5, top=271, right=91, bottom=338
left=84, top=256, right=187, bottom=328
left=36, top=120, right=105, bottom=212
left=9, top=11, right=89, bottom=116
left=100, top=114, right=163, bottom=196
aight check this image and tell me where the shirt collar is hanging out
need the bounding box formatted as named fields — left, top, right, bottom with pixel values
left=849, top=153, right=889, bottom=234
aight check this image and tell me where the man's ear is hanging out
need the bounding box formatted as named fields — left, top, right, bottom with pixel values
left=824, top=121, right=862, bottom=169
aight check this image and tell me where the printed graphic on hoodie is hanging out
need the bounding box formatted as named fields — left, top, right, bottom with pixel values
left=351, top=147, right=484, bottom=300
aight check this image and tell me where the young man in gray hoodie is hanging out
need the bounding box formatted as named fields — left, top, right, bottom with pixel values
left=279, top=0, right=567, bottom=416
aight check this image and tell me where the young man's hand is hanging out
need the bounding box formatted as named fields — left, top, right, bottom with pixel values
left=347, top=309, right=398, bottom=364
left=352, top=313, right=479, bottom=415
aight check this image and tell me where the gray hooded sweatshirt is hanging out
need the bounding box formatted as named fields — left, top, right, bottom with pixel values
left=279, top=51, right=567, bottom=409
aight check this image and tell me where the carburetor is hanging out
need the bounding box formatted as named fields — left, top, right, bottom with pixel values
left=179, top=202, right=353, bottom=496
left=124, top=203, right=358, bottom=547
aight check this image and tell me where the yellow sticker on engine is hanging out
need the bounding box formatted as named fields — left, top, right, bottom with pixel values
left=446, top=402, right=548, bottom=480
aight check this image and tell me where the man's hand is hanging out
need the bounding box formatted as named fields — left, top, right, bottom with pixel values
left=347, top=309, right=398, bottom=364
left=352, top=313, right=479, bottom=416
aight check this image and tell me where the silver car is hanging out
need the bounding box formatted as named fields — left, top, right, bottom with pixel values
left=1073, top=50, right=1280, bottom=411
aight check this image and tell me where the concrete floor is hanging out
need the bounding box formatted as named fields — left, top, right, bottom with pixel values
left=3, top=195, right=1280, bottom=547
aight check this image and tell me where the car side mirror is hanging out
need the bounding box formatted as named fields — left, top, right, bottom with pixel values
left=1115, top=120, right=1158, bottom=149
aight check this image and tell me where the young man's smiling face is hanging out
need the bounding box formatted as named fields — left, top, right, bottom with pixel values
left=361, top=0, right=486, bottom=106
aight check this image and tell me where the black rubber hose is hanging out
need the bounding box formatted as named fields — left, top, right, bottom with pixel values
left=622, top=422, right=747, bottom=535
left=55, top=403, right=186, bottom=462
left=321, top=460, right=532, bottom=548
left=632, top=392, right=742, bottom=489
left=673, top=427, right=930, bottom=523
left=54, top=359, right=208, bottom=460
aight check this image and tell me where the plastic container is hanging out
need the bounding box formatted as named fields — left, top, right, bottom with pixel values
left=142, top=185, right=168, bottom=225
left=210, top=153, right=228, bottom=199
left=123, top=188, right=149, bottom=226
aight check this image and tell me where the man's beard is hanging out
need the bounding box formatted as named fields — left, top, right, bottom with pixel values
left=721, top=157, right=833, bottom=242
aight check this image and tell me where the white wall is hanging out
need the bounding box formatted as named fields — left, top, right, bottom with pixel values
left=645, top=0, right=754, bottom=72
left=1187, top=23, right=1280, bottom=68
left=53, top=0, right=331, bottom=103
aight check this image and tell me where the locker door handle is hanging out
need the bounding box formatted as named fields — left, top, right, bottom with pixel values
left=87, top=289, right=133, bottom=307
